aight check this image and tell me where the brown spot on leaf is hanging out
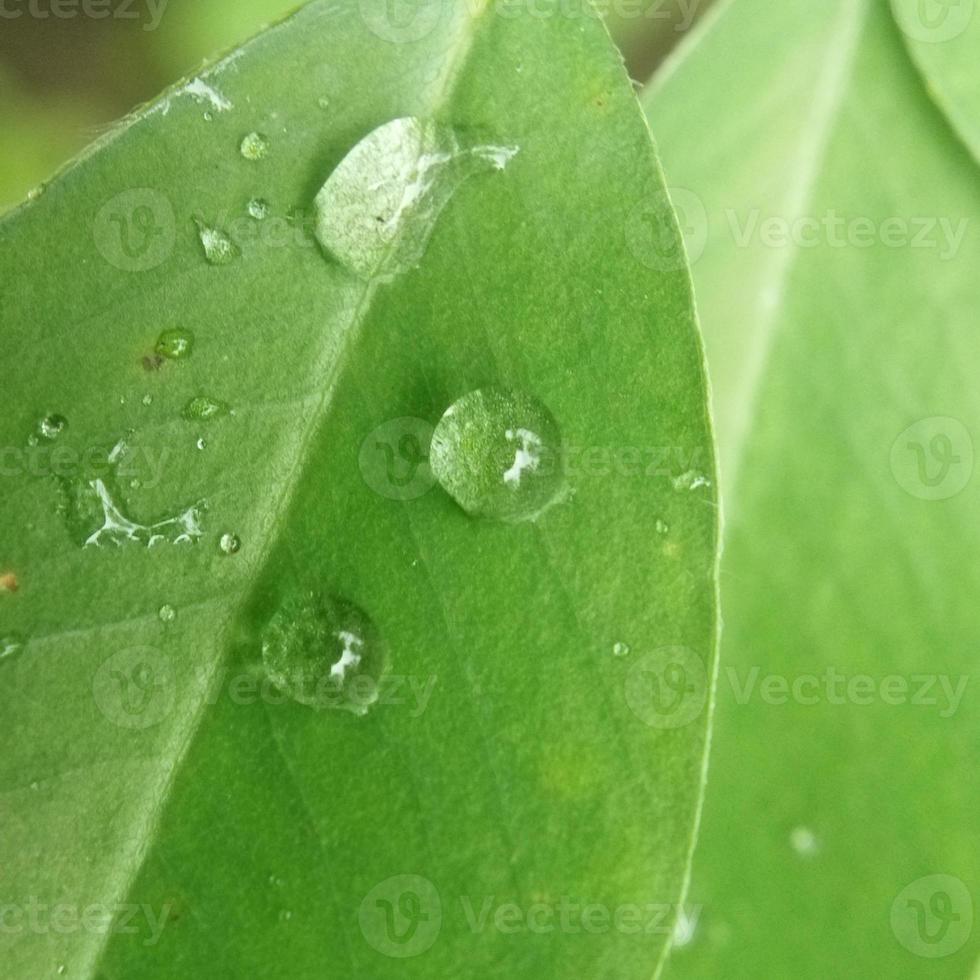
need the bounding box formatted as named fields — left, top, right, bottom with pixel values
left=0, top=572, right=19, bottom=593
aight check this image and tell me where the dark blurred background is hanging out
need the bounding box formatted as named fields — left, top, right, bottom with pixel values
left=0, top=0, right=713, bottom=212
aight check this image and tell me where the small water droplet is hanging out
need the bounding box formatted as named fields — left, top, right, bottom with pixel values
left=196, top=438, right=207, bottom=451
left=183, top=396, right=230, bottom=422
left=159, top=605, right=176, bottom=623
left=1, top=633, right=25, bottom=660
left=240, top=131, right=270, bottom=161
left=656, top=519, right=670, bottom=536
left=314, top=116, right=518, bottom=281
left=790, top=826, right=820, bottom=858
left=142, top=394, right=153, bottom=407
left=673, top=470, right=712, bottom=492
left=38, top=414, right=68, bottom=441
left=247, top=197, right=271, bottom=220
left=194, top=219, right=240, bottom=266
left=612, top=642, right=631, bottom=658
left=317, top=95, right=330, bottom=110
left=30, top=780, right=39, bottom=791
left=278, top=909, right=293, bottom=923
left=269, top=874, right=285, bottom=888
left=430, top=387, right=564, bottom=523
left=219, top=533, right=241, bottom=555
left=155, top=328, right=195, bottom=360
left=203, top=111, right=214, bottom=122
left=260, top=591, right=388, bottom=715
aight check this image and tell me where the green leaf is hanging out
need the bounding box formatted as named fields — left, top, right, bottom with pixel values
left=645, top=0, right=980, bottom=975
left=891, top=0, right=980, bottom=163
left=1, top=2, right=719, bottom=978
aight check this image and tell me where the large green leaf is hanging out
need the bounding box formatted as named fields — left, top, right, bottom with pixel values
left=0, top=2, right=718, bottom=978
left=891, top=0, right=980, bottom=163
left=645, top=0, right=979, bottom=976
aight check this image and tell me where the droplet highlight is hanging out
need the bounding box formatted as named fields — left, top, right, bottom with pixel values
left=430, top=387, right=564, bottom=523
left=260, top=591, right=387, bottom=715
left=183, top=396, right=230, bottom=422
left=159, top=605, right=176, bottom=623
left=240, top=131, right=270, bottom=161
left=314, top=116, right=518, bottom=281
left=195, top=219, right=240, bottom=266
left=38, top=414, right=68, bottom=441
left=247, top=198, right=271, bottom=220
left=219, top=533, right=241, bottom=555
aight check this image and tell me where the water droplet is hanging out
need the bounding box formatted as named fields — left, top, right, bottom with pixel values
left=155, top=328, right=195, bottom=360
left=656, top=519, right=670, bottom=535
left=56, top=965, right=66, bottom=976
left=314, top=116, right=518, bottom=281
left=194, top=219, right=240, bottom=266
left=141, top=394, right=153, bottom=407
left=790, top=826, right=820, bottom=858
left=673, top=470, right=712, bottom=492
left=430, top=387, right=564, bottom=523
left=0, top=633, right=25, bottom=660
left=240, top=131, right=270, bottom=161
left=278, top=909, right=293, bottom=923
left=219, top=533, right=241, bottom=555
left=268, top=874, right=285, bottom=888
left=247, top=197, right=271, bottom=220
left=196, top=438, right=207, bottom=451
left=159, top=605, right=176, bottom=623
left=203, top=111, right=214, bottom=122
left=317, top=95, right=330, bottom=110
left=37, top=414, right=68, bottom=441
left=612, top=642, right=631, bottom=658
left=260, top=592, right=387, bottom=715
left=183, top=396, right=230, bottom=422
left=58, top=471, right=206, bottom=549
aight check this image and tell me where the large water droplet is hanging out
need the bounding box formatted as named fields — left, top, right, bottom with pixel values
left=430, top=388, right=564, bottom=523
left=260, top=592, right=387, bottom=715
left=195, top=219, right=240, bottom=266
left=155, top=328, right=194, bottom=360
left=38, top=414, right=68, bottom=441
left=314, top=117, right=518, bottom=281
left=58, top=471, right=206, bottom=549
left=0, top=633, right=25, bottom=661
left=240, top=131, right=270, bottom=161
left=183, top=396, right=230, bottom=422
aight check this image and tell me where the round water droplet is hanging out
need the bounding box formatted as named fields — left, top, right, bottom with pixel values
left=183, top=396, right=230, bottom=422
left=194, top=219, right=240, bottom=266
left=38, top=414, right=68, bottom=441
left=247, top=198, right=271, bottom=220
left=613, top=642, right=631, bottom=658
left=219, top=533, right=241, bottom=555
left=790, top=826, right=820, bottom=858
left=260, top=592, right=387, bottom=715
left=159, top=604, right=176, bottom=623
left=656, top=519, right=670, bottom=536
left=0, top=633, right=25, bottom=661
left=155, top=328, right=194, bottom=360
left=430, top=387, right=564, bottom=523
left=317, top=95, right=330, bottom=110
left=196, top=438, right=207, bottom=451
left=240, top=131, right=270, bottom=161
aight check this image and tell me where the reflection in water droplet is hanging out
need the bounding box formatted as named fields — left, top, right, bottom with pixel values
left=673, top=470, right=711, bottom=492
left=38, top=414, right=68, bottom=441
left=159, top=605, right=176, bottom=623
left=195, top=219, right=240, bottom=266
left=219, top=533, right=241, bottom=555
left=790, top=826, right=820, bottom=858
left=240, top=131, right=270, bottom=161
left=247, top=198, right=271, bottom=220
left=613, top=642, right=631, bottom=658
left=1, top=633, right=25, bottom=660
left=430, top=387, right=564, bottom=523
left=59, top=474, right=205, bottom=549
left=183, top=396, right=230, bottom=422
left=314, top=116, right=518, bottom=281
left=156, top=328, right=195, bottom=360
left=260, top=592, right=387, bottom=715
